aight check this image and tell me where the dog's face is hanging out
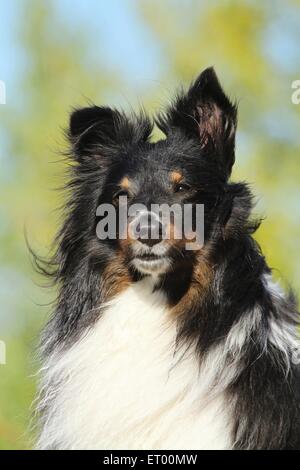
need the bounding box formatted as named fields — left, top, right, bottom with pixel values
left=68, top=68, right=237, bottom=277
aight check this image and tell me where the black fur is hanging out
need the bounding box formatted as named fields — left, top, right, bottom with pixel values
left=36, top=67, right=300, bottom=449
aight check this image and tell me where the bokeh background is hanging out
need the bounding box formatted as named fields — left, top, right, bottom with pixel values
left=0, top=0, right=300, bottom=450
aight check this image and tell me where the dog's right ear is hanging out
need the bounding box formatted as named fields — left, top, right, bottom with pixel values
left=69, top=106, right=120, bottom=158
left=69, top=106, right=153, bottom=160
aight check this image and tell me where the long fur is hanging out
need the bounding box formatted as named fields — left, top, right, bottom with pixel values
left=34, top=67, right=300, bottom=450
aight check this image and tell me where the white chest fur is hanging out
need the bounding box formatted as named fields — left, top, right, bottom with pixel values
left=37, top=279, right=231, bottom=450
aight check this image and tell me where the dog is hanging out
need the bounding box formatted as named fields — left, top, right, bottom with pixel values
left=35, top=67, right=300, bottom=449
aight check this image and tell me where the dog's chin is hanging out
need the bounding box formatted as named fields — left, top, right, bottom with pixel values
left=131, top=256, right=171, bottom=275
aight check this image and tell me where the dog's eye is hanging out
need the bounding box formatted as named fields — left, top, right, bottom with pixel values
left=174, top=183, right=191, bottom=193
left=113, top=189, right=129, bottom=204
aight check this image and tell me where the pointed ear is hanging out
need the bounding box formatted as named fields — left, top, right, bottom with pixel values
left=158, top=67, right=237, bottom=177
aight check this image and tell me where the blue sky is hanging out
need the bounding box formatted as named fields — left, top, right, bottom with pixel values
left=0, top=0, right=163, bottom=94
left=1, top=0, right=299, bottom=98
left=1, top=0, right=299, bottom=147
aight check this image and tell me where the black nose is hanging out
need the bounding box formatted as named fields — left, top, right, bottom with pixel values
left=136, top=220, right=164, bottom=247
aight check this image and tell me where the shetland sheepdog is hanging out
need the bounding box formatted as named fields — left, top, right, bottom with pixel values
left=35, top=68, right=300, bottom=450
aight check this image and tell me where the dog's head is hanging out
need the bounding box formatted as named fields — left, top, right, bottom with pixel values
left=68, top=68, right=239, bottom=277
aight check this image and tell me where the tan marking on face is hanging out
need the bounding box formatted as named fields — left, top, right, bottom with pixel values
left=170, top=170, right=183, bottom=185
left=120, top=176, right=130, bottom=190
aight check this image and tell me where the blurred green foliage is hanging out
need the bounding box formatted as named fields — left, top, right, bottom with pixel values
left=0, top=0, right=299, bottom=449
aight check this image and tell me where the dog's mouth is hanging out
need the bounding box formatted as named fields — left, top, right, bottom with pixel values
left=135, top=253, right=163, bottom=261
left=131, top=253, right=171, bottom=275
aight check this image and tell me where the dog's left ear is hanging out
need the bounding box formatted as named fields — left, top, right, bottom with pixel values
left=158, top=67, right=237, bottom=178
